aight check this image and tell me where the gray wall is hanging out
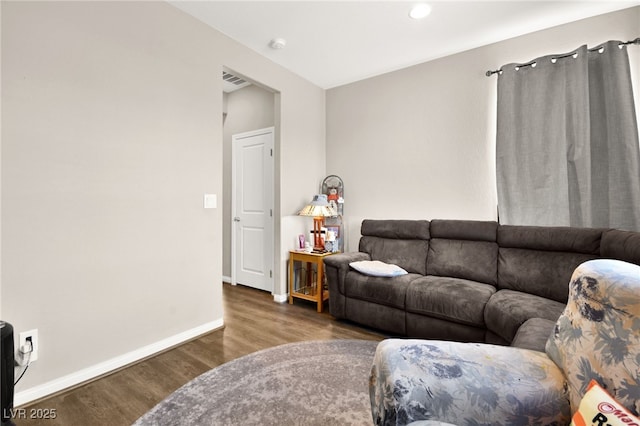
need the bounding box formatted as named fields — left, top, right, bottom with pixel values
left=1, top=1, right=324, bottom=402
left=327, top=6, right=640, bottom=250
left=222, top=85, right=276, bottom=279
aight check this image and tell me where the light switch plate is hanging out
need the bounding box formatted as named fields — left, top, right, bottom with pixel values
left=204, top=194, right=217, bottom=209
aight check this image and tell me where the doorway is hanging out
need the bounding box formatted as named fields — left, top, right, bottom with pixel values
left=222, top=68, right=277, bottom=294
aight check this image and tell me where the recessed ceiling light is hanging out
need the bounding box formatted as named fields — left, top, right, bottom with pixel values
left=409, top=4, right=431, bottom=20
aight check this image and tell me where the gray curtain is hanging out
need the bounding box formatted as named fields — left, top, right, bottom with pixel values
left=496, top=40, right=640, bottom=231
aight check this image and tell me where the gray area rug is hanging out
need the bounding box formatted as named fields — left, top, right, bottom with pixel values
left=134, top=339, right=379, bottom=426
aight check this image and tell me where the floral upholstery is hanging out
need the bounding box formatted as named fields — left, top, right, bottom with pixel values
left=370, top=259, right=640, bottom=425
left=545, top=259, right=640, bottom=416
left=370, top=340, right=570, bottom=425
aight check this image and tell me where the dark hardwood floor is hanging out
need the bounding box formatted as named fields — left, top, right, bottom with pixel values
left=15, top=283, right=384, bottom=425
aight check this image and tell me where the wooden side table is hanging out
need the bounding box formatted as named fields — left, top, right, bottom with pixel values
left=288, top=250, right=334, bottom=312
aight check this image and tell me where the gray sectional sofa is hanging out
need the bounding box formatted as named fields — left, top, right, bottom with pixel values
left=324, top=219, right=640, bottom=351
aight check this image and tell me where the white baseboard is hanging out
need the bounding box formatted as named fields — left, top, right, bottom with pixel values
left=222, top=275, right=232, bottom=284
left=273, top=293, right=288, bottom=303
left=14, top=318, right=224, bottom=407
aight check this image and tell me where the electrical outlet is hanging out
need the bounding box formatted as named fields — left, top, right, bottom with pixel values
left=19, top=329, right=38, bottom=362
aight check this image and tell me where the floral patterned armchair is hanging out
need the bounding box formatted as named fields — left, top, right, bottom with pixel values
left=369, top=259, right=640, bottom=425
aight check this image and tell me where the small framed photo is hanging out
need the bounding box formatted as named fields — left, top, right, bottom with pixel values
left=325, top=226, right=340, bottom=241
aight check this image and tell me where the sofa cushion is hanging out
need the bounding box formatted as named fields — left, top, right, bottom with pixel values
left=600, top=229, right=640, bottom=265
left=359, top=236, right=429, bottom=275
left=344, top=271, right=421, bottom=309
left=485, top=289, right=565, bottom=342
left=370, top=339, right=570, bottom=425
left=498, top=249, right=598, bottom=303
left=427, top=220, right=498, bottom=285
left=406, top=276, right=496, bottom=327
left=428, top=239, right=498, bottom=286
left=511, top=318, right=556, bottom=352
left=497, top=225, right=602, bottom=303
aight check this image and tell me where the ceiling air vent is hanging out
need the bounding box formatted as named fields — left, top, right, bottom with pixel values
left=223, top=71, right=251, bottom=93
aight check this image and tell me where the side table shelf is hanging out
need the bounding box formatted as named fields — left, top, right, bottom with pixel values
left=288, top=250, right=335, bottom=313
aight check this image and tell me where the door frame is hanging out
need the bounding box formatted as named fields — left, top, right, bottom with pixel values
left=230, top=127, right=275, bottom=292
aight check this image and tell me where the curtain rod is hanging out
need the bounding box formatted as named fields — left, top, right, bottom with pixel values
left=485, top=37, right=640, bottom=77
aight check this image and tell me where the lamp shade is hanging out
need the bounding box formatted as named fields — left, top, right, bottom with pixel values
left=298, top=194, right=337, bottom=217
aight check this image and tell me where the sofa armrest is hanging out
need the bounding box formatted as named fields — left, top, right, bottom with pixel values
left=324, top=252, right=370, bottom=319
left=324, top=251, right=371, bottom=270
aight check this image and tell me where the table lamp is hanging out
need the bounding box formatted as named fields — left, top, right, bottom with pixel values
left=298, top=194, right=337, bottom=252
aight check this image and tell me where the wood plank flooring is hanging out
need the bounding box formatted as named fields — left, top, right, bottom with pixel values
left=14, top=283, right=384, bottom=426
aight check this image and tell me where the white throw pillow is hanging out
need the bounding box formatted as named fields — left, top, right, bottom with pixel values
left=349, top=260, right=408, bottom=277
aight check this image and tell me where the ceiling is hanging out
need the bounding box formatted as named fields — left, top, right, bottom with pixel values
left=169, top=1, right=638, bottom=89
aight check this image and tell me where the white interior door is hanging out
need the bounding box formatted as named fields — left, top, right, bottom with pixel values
left=232, top=127, right=274, bottom=292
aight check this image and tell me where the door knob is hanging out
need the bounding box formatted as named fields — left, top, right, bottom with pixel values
left=234, top=217, right=241, bottom=222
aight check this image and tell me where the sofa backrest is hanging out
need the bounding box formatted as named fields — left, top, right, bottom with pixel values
left=427, top=220, right=499, bottom=286
left=600, top=229, right=640, bottom=265
left=497, top=225, right=602, bottom=303
left=359, top=220, right=430, bottom=275
left=357, top=219, right=640, bottom=303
